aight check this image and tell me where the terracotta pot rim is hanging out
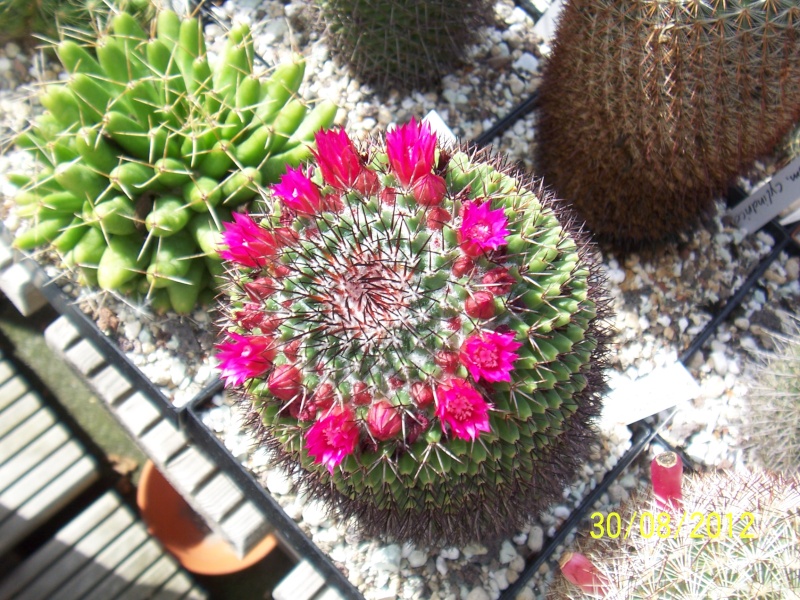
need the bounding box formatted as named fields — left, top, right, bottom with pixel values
left=137, top=460, right=277, bottom=575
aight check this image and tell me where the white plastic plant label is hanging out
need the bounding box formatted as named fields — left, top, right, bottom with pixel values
left=725, top=154, right=800, bottom=235
left=600, top=361, right=700, bottom=427
left=424, top=110, right=457, bottom=149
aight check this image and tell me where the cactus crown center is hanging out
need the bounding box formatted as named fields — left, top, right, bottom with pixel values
left=315, top=242, right=415, bottom=344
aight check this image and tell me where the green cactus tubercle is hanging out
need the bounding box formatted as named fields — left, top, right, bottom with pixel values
left=10, top=9, right=337, bottom=314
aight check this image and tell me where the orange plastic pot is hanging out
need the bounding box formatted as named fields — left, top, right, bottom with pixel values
left=137, top=460, right=277, bottom=575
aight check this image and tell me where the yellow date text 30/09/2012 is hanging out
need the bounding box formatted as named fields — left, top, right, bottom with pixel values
left=589, top=511, right=757, bottom=540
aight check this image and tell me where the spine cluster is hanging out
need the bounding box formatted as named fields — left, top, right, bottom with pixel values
left=315, top=0, right=492, bottom=92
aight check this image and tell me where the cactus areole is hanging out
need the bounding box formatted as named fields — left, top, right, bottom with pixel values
left=216, top=119, right=610, bottom=545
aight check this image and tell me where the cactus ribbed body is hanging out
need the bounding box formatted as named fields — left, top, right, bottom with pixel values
left=537, top=0, right=800, bottom=247
left=10, top=10, right=336, bottom=314
left=315, top=0, right=491, bottom=92
left=551, top=470, right=800, bottom=599
left=217, top=121, right=610, bottom=545
left=744, top=316, right=800, bottom=476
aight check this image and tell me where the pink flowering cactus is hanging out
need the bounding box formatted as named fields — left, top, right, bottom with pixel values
left=460, top=332, right=522, bottom=383
left=459, top=201, right=510, bottom=257
left=305, top=407, right=360, bottom=473
left=435, top=379, right=492, bottom=441
left=271, top=166, right=323, bottom=215
left=215, top=119, right=606, bottom=545
left=216, top=333, right=276, bottom=387
left=219, top=212, right=277, bottom=268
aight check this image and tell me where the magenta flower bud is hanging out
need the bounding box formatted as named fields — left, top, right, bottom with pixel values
left=452, top=255, right=474, bottom=277
left=412, top=172, right=446, bottom=206
left=380, top=187, right=397, bottom=205
left=244, top=276, right=278, bottom=301
left=313, top=128, right=363, bottom=190
left=386, top=117, right=437, bottom=187
left=426, top=205, right=451, bottom=230
left=354, top=169, right=381, bottom=196
left=281, top=338, right=302, bottom=361
left=311, top=382, right=336, bottom=410
left=410, top=381, right=434, bottom=408
left=465, top=291, right=495, bottom=319
left=219, top=213, right=277, bottom=268
left=405, top=413, right=430, bottom=444
left=459, top=201, right=510, bottom=258
left=268, top=364, right=303, bottom=401
left=435, top=350, right=459, bottom=374
left=272, top=166, right=323, bottom=215
left=352, top=382, right=373, bottom=405
left=367, top=400, right=403, bottom=441
left=234, top=303, right=275, bottom=331
left=482, top=267, right=516, bottom=296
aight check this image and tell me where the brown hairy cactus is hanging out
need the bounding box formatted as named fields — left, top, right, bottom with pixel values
left=537, top=0, right=800, bottom=248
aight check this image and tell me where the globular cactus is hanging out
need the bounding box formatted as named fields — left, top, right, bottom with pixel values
left=743, top=315, right=800, bottom=477
left=9, top=9, right=337, bottom=314
left=314, top=0, right=492, bottom=92
left=552, top=453, right=800, bottom=599
left=537, top=0, right=800, bottom=248
left=215, top=119, right=610, bottom=546
left=0, top=0, right=152, bottom=44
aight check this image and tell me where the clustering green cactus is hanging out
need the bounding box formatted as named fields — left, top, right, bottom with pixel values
left=0, top=0, right=152, bottom=44
left=743, top=315, right=800, bottom=476
left=10, top=9, right=337, bottom=314
left=553, top=454, right=800, bottom=598
left=314, top=0, right=492, bottom=92
left=537, top=0, right=800, bottom=247
left=215, top=119, right=610, bottom=545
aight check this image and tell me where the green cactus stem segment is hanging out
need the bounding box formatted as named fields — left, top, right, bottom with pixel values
left=10, top=9, right=335, bottom=315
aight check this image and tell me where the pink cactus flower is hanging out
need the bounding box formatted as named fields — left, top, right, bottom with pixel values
left=367, top=400, right=403, bottom=441
left=272, top=166, right=323, bottom=215
left=313, top=129, right=363, bottom=190
left=305, top=406, right=360, bottom=473
left=216, top=333, right=276, bottom=387
left=459, top=201, right=510, bottom=258
left=386, top=118, right=437, bottom=188
left=435, top=378, right=491, bottom=441
left=219, top=213, right=277, bottom=268
left=460, top=331, right=522, bottom=383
